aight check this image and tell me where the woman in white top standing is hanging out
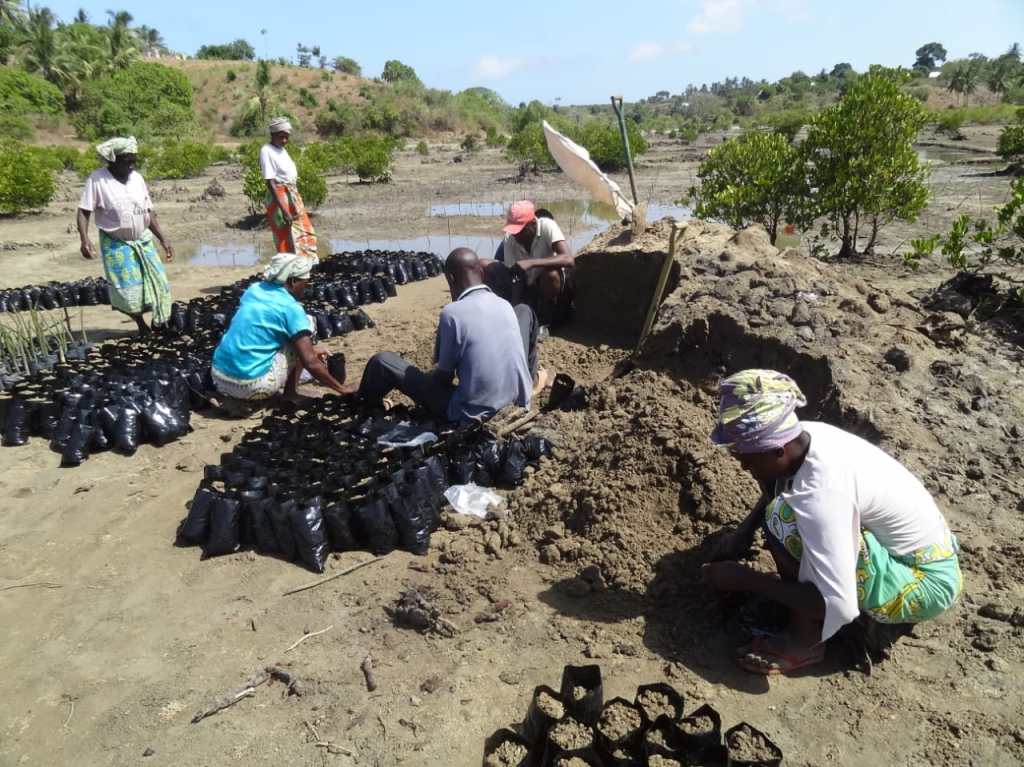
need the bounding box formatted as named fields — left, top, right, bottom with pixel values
left=701, top=369, right=962, bottom=675
left=77, top=136, right=175, bottom=335
left=260, top=117, right=317, bottom=260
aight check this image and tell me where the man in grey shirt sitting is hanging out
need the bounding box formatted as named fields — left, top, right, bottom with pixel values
left=349, top=248, right=534, bottom=422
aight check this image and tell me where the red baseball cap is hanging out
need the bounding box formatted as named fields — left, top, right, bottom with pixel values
left=503, top=200, right=536, bottom=234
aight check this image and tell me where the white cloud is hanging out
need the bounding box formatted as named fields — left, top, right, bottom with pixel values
left=473, top=56, right=524, bottom=80
left=630, top=42, right=665, bottom=62
left=688, top=0, right=745, bottom=35
left=629, top=40, right=692, bottom=63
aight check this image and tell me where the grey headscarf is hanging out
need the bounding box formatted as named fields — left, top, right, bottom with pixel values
left=96, top=136, right=138, bottom=163
left=268, top=117, right=293, bottom=135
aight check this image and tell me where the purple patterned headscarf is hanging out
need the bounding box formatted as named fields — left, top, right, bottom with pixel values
left=709, top=369, right=807, bottom=454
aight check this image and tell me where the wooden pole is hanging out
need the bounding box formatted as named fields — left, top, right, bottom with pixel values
left=610, top=95, right=639, bottom=206
left=634, top=221, right=685, bottom=356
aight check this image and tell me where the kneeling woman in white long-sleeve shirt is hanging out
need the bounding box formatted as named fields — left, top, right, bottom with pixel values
left=701, top=369, right=962, bottom=675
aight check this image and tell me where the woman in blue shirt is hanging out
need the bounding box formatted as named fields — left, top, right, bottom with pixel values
left=212, top=253, right=347, bottom=402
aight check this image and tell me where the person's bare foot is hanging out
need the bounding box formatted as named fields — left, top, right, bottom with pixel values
left=736, top=633, right=825, bottom=675
left=532, top=367, right=550, bottom=396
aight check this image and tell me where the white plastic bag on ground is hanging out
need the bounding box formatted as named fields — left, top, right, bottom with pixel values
left=444, top=483, right=504, bottom=519
left=542, top=120, right=634, bottom=219
left=377, top=421, right=438, bottom=448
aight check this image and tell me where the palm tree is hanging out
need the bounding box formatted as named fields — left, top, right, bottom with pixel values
left=1, top=0, right=26, bottom=27
left=0, top=0, right=26, bottom=63
left=104, top=8, right=137, bottom=64
left=21, top=5, right=58, bottom=82
left=135, top=24, right=165, bottom=56
left=74, top=8, right=88, bottom=23
left=947, top=63, right=979, bottom=106
left=105, top=9, right=133, bottom=28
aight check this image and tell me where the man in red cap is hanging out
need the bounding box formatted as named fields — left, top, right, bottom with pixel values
left=500, top=200, right=575, bottom=326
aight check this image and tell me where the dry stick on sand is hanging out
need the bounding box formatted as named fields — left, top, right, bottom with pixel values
left=191, top=670, right=270, bottom=724
left=281, top=557, right=383, bottom=597
left=284, top=625, right=334, bottom=653
left=1, top=581, right=62, bottom=592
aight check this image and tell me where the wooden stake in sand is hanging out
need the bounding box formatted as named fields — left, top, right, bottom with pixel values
left=281, top=557, right=383, bottom=597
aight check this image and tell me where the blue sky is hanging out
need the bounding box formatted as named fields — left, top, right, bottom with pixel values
left=49, top=0, right=1024, bottom=104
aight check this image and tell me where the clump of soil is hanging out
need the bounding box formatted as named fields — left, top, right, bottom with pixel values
left=387, top=587, right=457, bottom=637
left=537, top=690, right=565, bottom=719
left=645, top=727, right=670, bottom=749
left=727, top=724, right=776, bottom=762
left=571, top=686, right=588, bottom=702
left=636, top=689, right=676, bottom=721
left=484, top=739, right=528, bottom=767
left=549, top=718, right=593, bottom=750
left=648, top=756, right=682, bottom=767
left=554, top=758, right=592, bottom=767
left=679, top=715, right=714, bottom=736
left=597, top=701, right=642, bottom=741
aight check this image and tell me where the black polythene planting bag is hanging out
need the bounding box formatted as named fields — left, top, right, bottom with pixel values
left=204, top=496, right=242, bottom=557
left=179, top=487, right=216, bottom=545
left=290, top=497, right=330, bottom=573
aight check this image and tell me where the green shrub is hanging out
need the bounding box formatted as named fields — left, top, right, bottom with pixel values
left=0, top=69, right=65, bottom=118
left=908, top=86, right=930, bottom=103
left=804, top=68, right=929, bottom=257
left=576, top=119, right=648, bottom=171
left=295, top=151, right=327, bottom=207
left=927, top=103, right=1019, bottom=127
left=0, top=140, right=58, bottom=214
left=460, top=134, right=480, bottom=153
left=416, top=140, right=429, bottom=156
left=0, top=113, right=34, bottom=141
left=936, top=111, right=965, bottom=139
left=45, top=145, right=83, bottom=171
left=226, top=69, right=237, bottom=83
left=72, top=150, right=103, bottom=179
left=333, top=56, right=361, bottom=76
left=231, top=98, right=298, bottom=138
left=381, top=60, right=419, bottom=85
left=688, top=131, right=810, bottom=244
left=315, top=99, right=360, bottom=136
left=997, top=120, right=1024, bottom=165
left=75, top=62, right=194, bottom=140
left=197, top=39, right=255, bottom=60
left=242, top=161, right=266, bottom=216
left=760, top=109, right=812, bottom=143
left=298, top=87, right=318, bottom=109
left=146, top=141, right=216, bottom=179
left=506, top=122, right=556, bottom=168
left=484, top=127, right=507, bottom=147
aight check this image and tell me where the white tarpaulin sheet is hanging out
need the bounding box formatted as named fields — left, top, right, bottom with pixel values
left=542, top=120, right=635, bottom=219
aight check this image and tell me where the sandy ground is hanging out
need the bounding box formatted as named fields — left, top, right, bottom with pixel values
left=1, top=130, right=1022, bottom=767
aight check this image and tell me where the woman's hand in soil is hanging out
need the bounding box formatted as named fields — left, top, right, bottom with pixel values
left=701, top=561, right=755, bottom=592
left=709, top=530, right=753, bottom=562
